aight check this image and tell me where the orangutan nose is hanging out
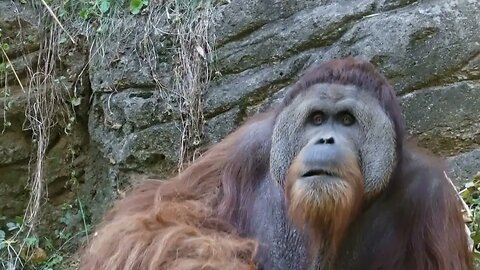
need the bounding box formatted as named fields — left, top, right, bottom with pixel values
left=316, top=137, right=335, bottom=145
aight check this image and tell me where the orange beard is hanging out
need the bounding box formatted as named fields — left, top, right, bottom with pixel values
left=285, top=156, right=364, bottom=262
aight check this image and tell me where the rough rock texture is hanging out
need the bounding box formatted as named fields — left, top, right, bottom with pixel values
left=209, top=0, right=480, bottom=187
left=0, top=2, right=90, bottom=217
left=0, top=0, right=479, bottom=223
left=448, top=149, right=480, bottom=186
left=401, top=82, right=480, bottom=156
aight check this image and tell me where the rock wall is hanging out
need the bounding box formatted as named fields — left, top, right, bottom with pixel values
left=0, top=0, right=479, bottom=223
left=208, top=0, right=480, bottom=184
left=0, top=2, right=90, bottom=219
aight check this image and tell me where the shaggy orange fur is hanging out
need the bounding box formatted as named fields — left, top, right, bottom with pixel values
left=285, top=149, right=364, bottom=258
left=79, top=114, right=272, bottom=270
left=80, top=57, right=472, bottom=270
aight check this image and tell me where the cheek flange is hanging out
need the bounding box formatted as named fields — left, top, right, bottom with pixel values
left=270, top=107, right=305, bottom=186
left=356, top=108, right=396, bottom=197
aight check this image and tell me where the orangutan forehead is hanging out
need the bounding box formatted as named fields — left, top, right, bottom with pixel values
left=291, top=83, right=379, bottom=106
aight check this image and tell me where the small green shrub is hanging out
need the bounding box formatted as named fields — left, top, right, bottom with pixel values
left=460, top=172, right=480, bottom=261
left=0, top=199, right=92, bottom=269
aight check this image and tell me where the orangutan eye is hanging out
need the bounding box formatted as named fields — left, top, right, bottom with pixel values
left=310, top=111, right=325, bottom=126
left=338, top=111, right=355, bottom=126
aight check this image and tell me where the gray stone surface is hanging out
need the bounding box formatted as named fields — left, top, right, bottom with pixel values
left=205, top=107, right=241, bottom=143
left=448, top=149, right=480, bottom=188
left=215, top=0, right=375, bottom=75
left=84, top=0, right=480, bottom=194
left=88, top=15, right=173, bottom=92
left=208, top=0, right=480, bottom=187
left=212, top=0, right=480, bottom=96
left=0, top=0, right=479, bottom=226
left=0, top=1, right=89, bottom=218
left=401, top=82, right=480, bottom=156
left=0, top=132, right=31, bottom=165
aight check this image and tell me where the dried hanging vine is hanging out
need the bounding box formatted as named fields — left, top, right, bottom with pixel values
left=171, top=0, right=213, bottom=169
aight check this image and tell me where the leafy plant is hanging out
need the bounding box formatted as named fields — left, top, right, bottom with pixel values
left=460, top=172, right=480, bottom=260
left=130, top=0, right=149, bottom=14
left=42, top=254, right=64, bottom=270
left=0, top=200, right=92, bottom=269
left=97, top=0, right=111, bottom=14
left=1, top=43, right=8, bottom=51
left=79, top=0, right=111, bottom=20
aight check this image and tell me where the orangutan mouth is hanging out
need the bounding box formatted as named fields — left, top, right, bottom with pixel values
left=301, top=169, right=337, bottom=178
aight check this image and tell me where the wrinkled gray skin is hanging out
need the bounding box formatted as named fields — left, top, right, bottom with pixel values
left=248, top=84, right=397, bottom=269
left=271, top=84, right=396, bottom=196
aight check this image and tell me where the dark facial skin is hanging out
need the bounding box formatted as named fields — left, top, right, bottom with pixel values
left=271, top=83, right=396, bottom=197
left=290, top=95, right=362, bottom=188
left=252, top=83, right=397, bottom=269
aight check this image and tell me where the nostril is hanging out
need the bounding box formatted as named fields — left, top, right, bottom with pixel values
left=316, top=137, right=334, bottom=144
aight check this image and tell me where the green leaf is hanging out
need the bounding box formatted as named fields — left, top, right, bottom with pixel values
left=130, top=0, right=148, bottom=15
left=24, top=236, right=38, bottom=247
left=472, top=231, right=480, bottom=244
left=0, top=230, right=5, bottom=240
left=0, top=62, right=6, bottom=73
left=45, top=254, right=64, bottom=268
left=58, top=7, right=67, bottom=18
left=6, top=222, right=18, bottom=231
left=79, top=9, right=90, bottom=20
left=14, top=215, right=23, bottom=225
left=97, top=0, right=110, bottom=14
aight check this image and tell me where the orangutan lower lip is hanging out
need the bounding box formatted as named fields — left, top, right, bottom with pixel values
left=301, top=169, right=336, bottom=178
